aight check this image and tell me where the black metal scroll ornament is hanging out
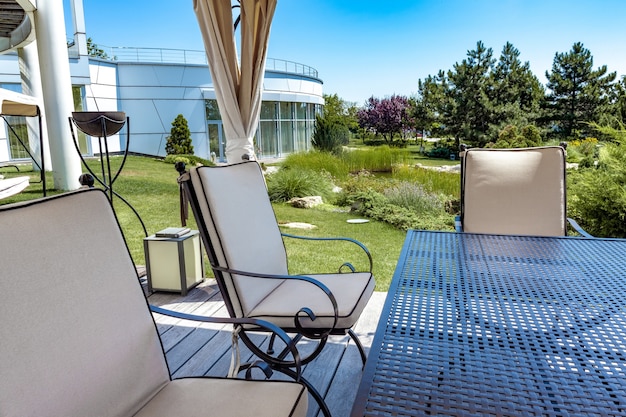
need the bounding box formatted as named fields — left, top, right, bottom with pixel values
left=68, top=111, right=147, bottom=236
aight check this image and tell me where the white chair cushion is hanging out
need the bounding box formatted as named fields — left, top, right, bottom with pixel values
left=135, top=378, right=308, bottom=417
left=248, top=272, right=376, bottom=329
left=190, top=163, right=288, bottom=316
left=462, top=146, right=566, bottom=236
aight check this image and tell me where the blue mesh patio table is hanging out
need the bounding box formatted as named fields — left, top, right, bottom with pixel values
left=351, top=230, right=626, bottom=416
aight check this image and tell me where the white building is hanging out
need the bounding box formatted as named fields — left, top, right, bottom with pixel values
left=0, top=0, right=323, bottom=170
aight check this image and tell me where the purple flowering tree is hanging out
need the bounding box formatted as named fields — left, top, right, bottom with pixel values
left=357, top=95, right=413, bottom=143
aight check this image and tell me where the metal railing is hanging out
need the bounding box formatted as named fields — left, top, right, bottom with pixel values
left=68, top=43, right=319, bottom=79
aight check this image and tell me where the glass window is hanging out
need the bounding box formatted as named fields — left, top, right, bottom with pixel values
left=71, top=85, right=90, bottom=155
left=296, top=102, right=307, bottom=119
left=279, top=102, right=293, bottom=120
left=295, top=120, right=307, bottom=152
left=259, top=120, right=278, bottom=157
left=205, top=99, right=221, bottom=120
left=261, top=101, right=277, bottom=120
left=280, top=120, right=294, bottom=154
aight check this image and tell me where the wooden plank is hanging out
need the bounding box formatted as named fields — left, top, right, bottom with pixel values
left=320, top=344, right=365, bottom=417
left=151, top=285, right=386, bottom=417
left=303, top=337, right=349, bottom=417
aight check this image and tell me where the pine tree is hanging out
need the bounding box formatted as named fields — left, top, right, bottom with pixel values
left=165, top=114, right=194, bottom=155
left=545, top=42, right=617, bottom=138
left=489, top=42, right=544, bottom=134
left=312, top=114, right=348, bottom=154
left=446, top=41, right=496, bottom=147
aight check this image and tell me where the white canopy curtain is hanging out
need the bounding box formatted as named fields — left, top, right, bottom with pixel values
left=194, top=0, right=277, bottom=163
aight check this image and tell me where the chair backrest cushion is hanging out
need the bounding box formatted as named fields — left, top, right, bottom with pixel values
left=461, top=146, right=567, bottom=236
left=188, top=162, right=288, bottom=317
left=0, top=189, right=170, bottom=417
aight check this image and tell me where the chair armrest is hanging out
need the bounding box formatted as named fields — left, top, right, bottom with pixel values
left=567, top=218, right=594, bottom=238
left=281, top=232, right=373, bottom=273
left=454, top=215, right=463, bottom=232
left=149, top=304, right=303, bottom=379
left=210, top=264, right=339, bottom=337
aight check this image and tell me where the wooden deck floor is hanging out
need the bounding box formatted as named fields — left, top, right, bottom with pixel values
left=146, top=278, right=386, bottom=417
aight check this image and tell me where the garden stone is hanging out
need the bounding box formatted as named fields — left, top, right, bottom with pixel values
left=289, top=196, right=323, bottom=209
left=279, top=222, right=317, bottom=230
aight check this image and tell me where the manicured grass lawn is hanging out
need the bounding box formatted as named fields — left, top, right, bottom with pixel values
left=1, top=155, right=406, bottom=290
left=274, top=204, right=406, bottom=291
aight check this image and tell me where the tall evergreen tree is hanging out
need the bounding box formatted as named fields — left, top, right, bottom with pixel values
left=489, top=42, right=544, bottom=134
left=545, top=42, right=617, bottom=138
left=165, top=114, right=194, bottom=155
left=413, top=71, right=450, bottom=139
left=446, top=41, right=496, bottom=147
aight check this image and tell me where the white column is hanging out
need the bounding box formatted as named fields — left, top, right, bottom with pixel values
left=69, top=0, right=88, bottom=57
left=17, top=41, right=52, bottom=172
left=33, top=0, right=82, bottom=190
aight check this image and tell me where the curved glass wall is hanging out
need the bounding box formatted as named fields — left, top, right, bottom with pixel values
left=205, top=99, right=321, bottom=160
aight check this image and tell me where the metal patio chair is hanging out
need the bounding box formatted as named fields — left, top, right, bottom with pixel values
left=0, top=188, right=308, bottom=417
left=177, top=161, right=376, bottom=417
left=456, top=145, right=592, bottom=237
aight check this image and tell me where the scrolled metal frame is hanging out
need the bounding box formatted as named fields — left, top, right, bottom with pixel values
left=149, top=305, right=303, bottom=380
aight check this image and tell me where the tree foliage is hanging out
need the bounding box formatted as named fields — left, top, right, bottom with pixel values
left=446, top=41, right=496, bottom=147
left=488, top=124, right=542, bottom=148
left=409, top=40, right=621, bottom=148
left=545, top=42, right=617, bottom=138
left=312, top=114, right=348, bottom=154
left=86, top=38, right=109, bottom=59
left=412, top=41, right=545, bottom=149
left=489, top=42, right=545, bottom=134
left=322, top=93, right=359, bottom=132
left=357, top=95, right=413, bottom=143
left=165, top=114, right=194, bottom=155
left=413, top=71, right=449, bottom=138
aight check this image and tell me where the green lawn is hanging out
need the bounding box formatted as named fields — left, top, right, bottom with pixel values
left=1, top=155, right=406, bottom=290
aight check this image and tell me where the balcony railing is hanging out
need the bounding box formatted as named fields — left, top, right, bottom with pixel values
left=68, top=44, right=319, bottom=79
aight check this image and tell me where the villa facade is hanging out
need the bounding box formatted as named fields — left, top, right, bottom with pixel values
left=0, top=46, right=324, bottom=164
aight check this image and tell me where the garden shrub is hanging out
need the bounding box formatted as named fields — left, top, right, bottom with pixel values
left=568, top=125, right=626, bottom=237
left=312, top=115, right=349, bottom=154
left=346, top=190, right=453, bottom=231
left=163, top=154, right=213, bottom=166
left=427, top=144, right=452, bottom=159
left=382, top=181, right=443, bottom=215
left=392, top=164, right=459, bottom=197
left=266, top=168, right=334, bottom=203
left=488, top=124, right=542, bottom=148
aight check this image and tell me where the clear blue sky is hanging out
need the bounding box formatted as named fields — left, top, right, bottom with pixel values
left=68, top=0, right=626, bottom=105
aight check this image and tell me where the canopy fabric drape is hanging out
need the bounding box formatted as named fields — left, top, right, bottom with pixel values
left=194, top=0, right=277, bottom=163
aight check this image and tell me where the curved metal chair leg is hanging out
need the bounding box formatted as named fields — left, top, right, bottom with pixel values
left=239, top=330, right=328, bottom=367
left=267, top=333, right=276, bottom=355
left=278, top=367, right=332, bottom=417
left=348, top=329, right=367, bottom=367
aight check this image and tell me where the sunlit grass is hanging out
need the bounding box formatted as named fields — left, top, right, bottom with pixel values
left=1, top=155, right=404, bottom=290
left=392, top=164, right=460, bottom=198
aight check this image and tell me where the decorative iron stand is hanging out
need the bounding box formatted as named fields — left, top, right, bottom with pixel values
left=69, top=111, right=147, bottom=236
